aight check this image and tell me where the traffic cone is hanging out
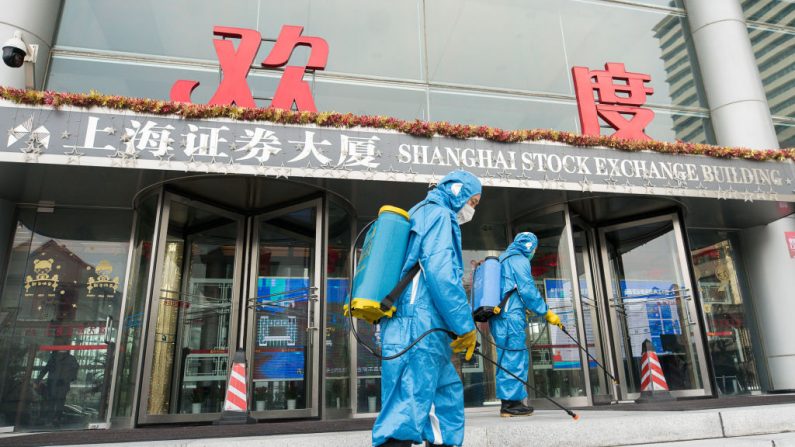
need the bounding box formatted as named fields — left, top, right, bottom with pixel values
left=635, top=339, right=675, bottom=403
left=214, top=349, right=256, bottom=425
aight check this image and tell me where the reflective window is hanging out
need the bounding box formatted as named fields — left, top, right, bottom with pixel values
left=56, top=0, right=259, bottom=60
left=0, top=208, right=131, bottom=431
left=57, top=0, right=424, bottom=81
left=258, top=0, right=424, bottom=80
left=742, top=0, right=795, bottom=28
left=688, top=230, right=761, bottom=395
left=747, top=25, right=795, bottom=119
left=314, top=80, right=428, bottom=121
left=774, top=121, right=795, bottom=148
left=46, top=57, right=219, bottom=103
left=429, top=90, right=714, bottom=143
left=324, top=200, right=353, bottom=413
left=425, top=0, right=705, bottom=108
left=112, top=194, right=158, bottom=419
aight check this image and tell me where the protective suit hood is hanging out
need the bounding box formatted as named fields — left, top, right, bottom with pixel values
left=427, top=170, right=482, bottom=212
left=504, top=232, right=539, bottom=260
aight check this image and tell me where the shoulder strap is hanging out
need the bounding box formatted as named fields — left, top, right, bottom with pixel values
left=380, top=263, right=421, bottom=312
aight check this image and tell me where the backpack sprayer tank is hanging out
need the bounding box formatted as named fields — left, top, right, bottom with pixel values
left=345, top=205, right=411, bottom=324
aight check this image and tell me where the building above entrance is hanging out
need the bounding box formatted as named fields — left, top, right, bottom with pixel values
left=0, top=91, right=793, bottom=202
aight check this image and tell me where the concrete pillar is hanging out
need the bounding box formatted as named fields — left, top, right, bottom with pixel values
left=0, top=0, right=63, bottom=89
left=684, top=0, right=779, bottom=150
left=740, top=215, right=795, bottom=391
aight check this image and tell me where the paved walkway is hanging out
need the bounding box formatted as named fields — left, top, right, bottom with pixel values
left=2, top=398, right=795, bottom=446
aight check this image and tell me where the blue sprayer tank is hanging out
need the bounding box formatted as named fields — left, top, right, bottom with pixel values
left=472, top=256, right=503, bottom=322
left=346, top=205, right=411, bottom=323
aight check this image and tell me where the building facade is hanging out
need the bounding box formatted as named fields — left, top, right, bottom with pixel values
left=0, top=0, right=793, bottom=432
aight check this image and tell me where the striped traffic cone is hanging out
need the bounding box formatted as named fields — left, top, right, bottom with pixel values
left=635, top=339, right=675, bottom=403
left=214, top=349, right=256, bottom=425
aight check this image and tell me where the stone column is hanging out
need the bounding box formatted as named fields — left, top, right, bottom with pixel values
left=684, top=0, right=779, bottom=150
left=0, top=0, right=63, bottom=89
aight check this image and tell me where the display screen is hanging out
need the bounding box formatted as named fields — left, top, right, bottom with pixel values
left=253, top=277, right=350, bottom=381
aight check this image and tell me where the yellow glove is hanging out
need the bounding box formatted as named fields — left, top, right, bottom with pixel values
left=450, top=329, right=477, bottom=361
left=545, top=310, right=563, bottom=329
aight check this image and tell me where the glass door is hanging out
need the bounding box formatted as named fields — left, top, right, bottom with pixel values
left=139, top=194, right=244, bottom=422
left=572, top=224, right=615, bottom=404
left=599, top=213, right=710, bottom=399
left=248, top=200, right=321, bottom=418
left=512, top=206, right=589, bottom=407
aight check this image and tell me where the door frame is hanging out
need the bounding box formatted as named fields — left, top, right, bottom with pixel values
left=510, top=203, right=590, bottom=409
left=570, top=218, right=620, bottom=404
left=137, top=192, right=246, bottom=424
left=597, top=212, right=712, bottom=400
left=246, top=198, right=323, bottom=419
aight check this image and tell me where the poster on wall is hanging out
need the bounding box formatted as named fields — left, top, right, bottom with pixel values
left=618, top=280, right=684, bottom=357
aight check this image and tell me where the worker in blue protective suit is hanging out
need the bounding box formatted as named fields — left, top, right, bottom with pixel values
left=490, top=232, right=562, bottom=417
left=372, top=170, right=482, bottom=447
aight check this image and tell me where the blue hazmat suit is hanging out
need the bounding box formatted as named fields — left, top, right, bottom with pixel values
left=372, top=170, right=482, bottom=447
left=489, top=232, right=548, bottom=401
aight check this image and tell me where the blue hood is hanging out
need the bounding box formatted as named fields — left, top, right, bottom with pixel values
left=426, top=170, right=482, bottom=212
left=506, top=232, right=538, bottom=260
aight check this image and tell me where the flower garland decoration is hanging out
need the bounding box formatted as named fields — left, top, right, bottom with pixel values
left=1, top=87, right=792, bottom=162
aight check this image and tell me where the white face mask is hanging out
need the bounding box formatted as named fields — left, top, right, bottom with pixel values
left=457, top=203, right=476, bottom=225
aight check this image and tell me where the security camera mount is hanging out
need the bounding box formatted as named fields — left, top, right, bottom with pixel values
left=23, top=43, right=38, bottom=89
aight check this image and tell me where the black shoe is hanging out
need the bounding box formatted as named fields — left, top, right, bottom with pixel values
left=380, top=439, right=413, bottom=447
left=500, top=399, right=534, bottom=417
left=425, top=442, right=456, bottom=447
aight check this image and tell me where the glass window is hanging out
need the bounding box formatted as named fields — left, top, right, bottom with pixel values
left=429, top=90, right=714, bottom=143
left=112, top=194, right=158, bottom=419
left=46, top=57, right=219, bottom=102
left=0, top=207, right=131, bottom=431
left=742, top=0, right=795, bottom=28
left=429, top=90, right=579, bottom=132
left=56, top=0, right=259, bottom=61
left=746, top=25, right=795, bottom=120
left=774, top=121, right=795, bottom=148
left=425, top=0, right=706, bottom=108
left=258, top=0, right=424, bottom=80
left=353, top=220, right=381, bottom=414
left=314, top=80, right=428, bottom=120
left=688, top=230, right=762, bottom=395
left=324, top=200, right=352, bottom=413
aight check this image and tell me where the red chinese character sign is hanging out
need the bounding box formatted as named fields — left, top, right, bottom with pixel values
left=170, top=25, right=328, bottom=112
left=786, top=232, right=795, bottom=258
left=572, top=62, right=655, bottom=141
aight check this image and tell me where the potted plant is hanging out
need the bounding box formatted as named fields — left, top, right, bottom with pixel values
left=254, top=386, right=267, bottom=411
left=191, top=387, right=203, bottom=414
left=285, top=383, right=298, bottom=410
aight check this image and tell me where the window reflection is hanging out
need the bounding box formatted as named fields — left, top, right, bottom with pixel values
left=0, top=208, right=131, bottom=430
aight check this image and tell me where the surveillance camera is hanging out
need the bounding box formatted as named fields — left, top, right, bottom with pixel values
left=3, top=31, right=28, bottom=68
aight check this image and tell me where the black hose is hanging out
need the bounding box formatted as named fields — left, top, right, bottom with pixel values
left=346, top=215, right=579, bottom=419
left=474, top=345, right=579, bottom=420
